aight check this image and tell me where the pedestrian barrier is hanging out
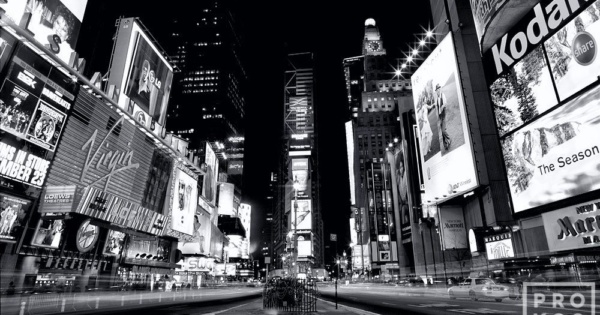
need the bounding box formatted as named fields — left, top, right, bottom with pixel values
left=263, top=278, right=318, bottom=313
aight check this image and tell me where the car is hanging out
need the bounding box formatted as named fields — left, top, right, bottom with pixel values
left=448, top=278, right=510, bottom=302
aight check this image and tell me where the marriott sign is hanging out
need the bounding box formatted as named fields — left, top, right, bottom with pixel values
left=489, top=0, right=593, bottom=75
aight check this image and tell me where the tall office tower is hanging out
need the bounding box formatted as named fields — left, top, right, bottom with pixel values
left=159, top=0, right=247, bottom=190
left=344, top=19, right=414, bottom=280
left=273, top=52, right=324, bottom=274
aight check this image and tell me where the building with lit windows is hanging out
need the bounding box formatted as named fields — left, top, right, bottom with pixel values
left=272, top=53, right=324, bottom=277
left=344, top=19, right=415, bottom=280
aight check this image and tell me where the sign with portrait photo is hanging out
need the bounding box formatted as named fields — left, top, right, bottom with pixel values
left=171, top=168, right=197, bottom=236
left=22, top=0, right=88, bottom=64
left=203, top=143, right=218, bottom=204
left=31, top=216, right=65, bottom=248
left=0, top=192, right=32, bottom=242
left=103, top=229, right=125, bottom=256
left=178, top=212, right=211, bottom=255
left=411, top=33, right=478, bottom=203
left=25, top=101, right=66, bottom=151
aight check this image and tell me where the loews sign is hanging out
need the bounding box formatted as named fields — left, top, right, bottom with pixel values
left=542, top=199, right=600, bottom=252
left=488, top=0, right=593, bottom=75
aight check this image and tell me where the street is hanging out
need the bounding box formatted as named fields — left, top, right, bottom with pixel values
left=319, top=283, right=599, bottom=315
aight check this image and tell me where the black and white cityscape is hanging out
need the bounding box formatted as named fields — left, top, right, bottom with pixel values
left=0, top=1, right=599, bottom=314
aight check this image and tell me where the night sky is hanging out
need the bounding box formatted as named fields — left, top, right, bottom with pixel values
left=76, top=0, right=433, bottom=259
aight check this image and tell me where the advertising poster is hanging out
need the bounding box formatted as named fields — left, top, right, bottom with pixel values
left=544, top=3, right=600, bottom=100
left=227, top=160, right=243, bottom=175
left=438, top=206, right=468, bottom=250
left=291, top=199, right=312, bottom=230
left=103, top=229, right=125, bottom=256
left=217, top=183, right=235, bottom=216
left=25, top=101, right=66, bottom=151
left=541, top=198, right=600, bottom=252
left=502, top=85, right=600, bottom=212
left=470, top=0, right=507, bottom=45
left=179, top=212, right=211, bottom=255
left=31, top=217, right=64, bottom=248
left=213, top=263, right=236, bottom=276
left=291, top=158, right=309, bottom=193
left=352, top=245, right=370, bottom=271
left=0, top=49, right=73, bottom=152
left=141, top=149, right=172, bottom=213
left=0, top=192, right=32, bottom=242
left=123, top=28, right=173, bottom=126
left=203, top=143, right=218, bottom=204
left=411, top=33, right=478, bottom=202
left=23, top=0, right=88, bottom=64
left=391, top=145, right=411, bottom=230
left=171, top=169, right=198, bottom=236
left=298, top=239, right=312, bottom=257
left=489, top=46, right=558, bottom=136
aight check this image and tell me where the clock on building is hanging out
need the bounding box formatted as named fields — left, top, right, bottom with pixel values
left=75, top=219, right=99, bottom=253
left=367, top=41, right=381, bottom=52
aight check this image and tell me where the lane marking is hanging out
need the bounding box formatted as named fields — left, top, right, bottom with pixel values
left=199, top=301, right=251, bottom=315
left=317, top=298, right=382, bottom=315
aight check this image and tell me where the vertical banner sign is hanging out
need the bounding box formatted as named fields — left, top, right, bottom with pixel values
left=438, top=206, right=468, bottom=250
left=171, top=168, right=198, bottom=236
left=411, top=33, right=478, bottom=203
left=203, top=143, right=218, bottom=205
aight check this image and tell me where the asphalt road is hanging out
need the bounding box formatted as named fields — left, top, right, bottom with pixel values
left=318, top=283, right=599, bottom=315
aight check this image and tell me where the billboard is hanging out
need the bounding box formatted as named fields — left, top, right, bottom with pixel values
left=108, top=18, right=173, bottom=136
left=217, top=182, right=235, bottom=216
left=227, top=160, right=243, bottom=175
left=438, top=206, right=468, bottom=250
left=298, top=239, right=312, bottom=257
left=291, top=158, right=309, bottom=193
left=411, top=33, right=478, bottom=203
left=38, top=185, right=76, bottom=213
left=1, top=0, right=88, bottom=64
left=0, top=192, right=32, bottom=242
left=103, top=229, right=125, bottom=256
left=291, top=199, right=311, bottom=230
left=502, top=84, right=600, bottom=212
left=470, top=0, right=508, bottom=47
left=178, top=212, right=211, bottom=255
left=489, top=46, right=558, bottom=137
left=541, top=198, right=600, bottom=252
left=345, top=121, right=356, bottom=205
left=171, top=168, right=198, bottom=236
left=0, top=48, right=74, bottom=152
left=141, top=149, right=172, bottom=213
left=0, top=30, right=18, bottom=74
left=202, top=143, right=218, bottom=204
left=544, top=5, right=600, bottom=100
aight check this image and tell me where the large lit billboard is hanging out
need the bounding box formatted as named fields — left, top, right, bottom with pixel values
left=0, top=47, right=74, bottom=152
left=291, top=199, right=312, bottom=230
left=298, top=239, right=312, bottom=257
left=179, top=212, right=211, bottom=255
left=1, top=0, right=88, bottom=64
left=217, top=183, right=235, bottom=216
left=544, top=5, right=600, bottom=100
left=107, top=18, right=173, bottom=136
left=202, top=142, right=218, bottom=204
left=411, top=33, right=478, bottom=203
left=291, top=158, right=309, bottom=193
left=345, top=121, right=356, bottom=205
left=503, top=84, right=600, bottom=212
left=489, top=46, right=558, bottom=137
left=171, top=168, right=198, bottom=236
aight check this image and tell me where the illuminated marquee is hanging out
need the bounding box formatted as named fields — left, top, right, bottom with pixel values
left=484, top=232, right=515, bottom=260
